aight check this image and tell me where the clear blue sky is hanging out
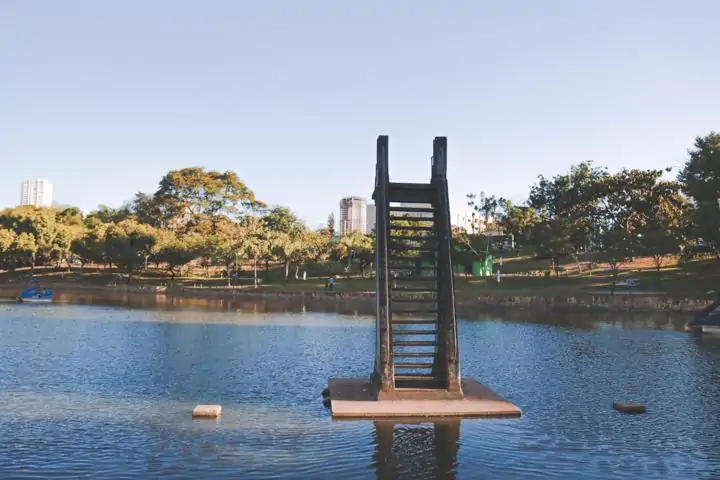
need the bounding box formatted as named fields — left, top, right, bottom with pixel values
left=2, top=0, right=718, bottom=228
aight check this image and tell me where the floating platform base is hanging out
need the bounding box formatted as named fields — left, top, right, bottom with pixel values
left=327, top=377, right=521, bottom=418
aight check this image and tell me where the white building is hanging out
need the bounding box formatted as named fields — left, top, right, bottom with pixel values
left=20, top=178, right=54, bottom=208
left=339, top=196, right=368, bottom=235
left=366, top=203, right=376, bottom=233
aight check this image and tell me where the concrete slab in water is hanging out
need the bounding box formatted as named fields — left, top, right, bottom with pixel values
left=192, top=404, right=222, bottom=419
left=328, top=377, right=521, bottom=418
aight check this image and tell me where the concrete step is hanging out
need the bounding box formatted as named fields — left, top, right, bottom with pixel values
left=393, top=340, right=436, bottom=347
left=394, top=363, right=434, bottom=368
left=392, top=329, right=438, bottom=335
left=389, top=225, right=435, bottom=231
left=391, top=319, right=437, bottom=325
left=389, top=206, right=435, bottom=213
left=388, top=182, right=435, bottom=204
left=391, top=287, right=436, bottom=292
left=389, top=235, right=437, bottom=242
left=392, top=298, right=436, bottom=303
left=393, top=352, right=435, bottom=357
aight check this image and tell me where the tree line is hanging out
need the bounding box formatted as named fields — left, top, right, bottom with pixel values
left=0, top=167, right=375, bottom=281
left=463, top=132, right=719, bottom=273
left=0, top=133, right=717, bottom=280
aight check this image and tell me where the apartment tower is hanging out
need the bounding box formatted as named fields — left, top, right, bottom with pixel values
left=339, top=196, right=368, bottom=235
left=20, top=178, right=54, bottom=208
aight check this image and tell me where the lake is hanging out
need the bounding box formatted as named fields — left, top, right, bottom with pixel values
left=0, top=297, right=719, bottom=479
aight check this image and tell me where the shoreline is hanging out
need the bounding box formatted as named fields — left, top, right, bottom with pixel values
left=0, top=283, right=710, bottom=315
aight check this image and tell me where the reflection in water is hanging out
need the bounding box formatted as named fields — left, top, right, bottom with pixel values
left=2, top=289, right=695, bottom=332
left=3, top=300, right=720, bottom=478
left=372, top=420, right=460, bottom=480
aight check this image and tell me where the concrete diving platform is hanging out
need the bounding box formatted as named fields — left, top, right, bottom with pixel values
left=327, top=377, right=522, bottom=419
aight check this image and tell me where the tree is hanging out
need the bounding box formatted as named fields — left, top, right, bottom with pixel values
left=302, top=230, right=333, bottom=264
left=263, top=207, right=306, bottom=279
left=130, top=192, right=164, bottom=228
left=85, top=205, right=132, bottom=226
left=0, top=228, right=16, bottom=269
left=286, top=230, right=334, bottom=279
left=153, top=167, right=264, bottom=230
left=204, top=217, right=244, bottom=281
left=0, top=206, right=59, bottom=265
left=467, top=192, right=499, bottom=232
left=56, top=207, right=84, bottom=227
left=268, top=231, right=303, bottom=280
left=528, top=162, right=608, bottom=272
left=635, top=179, right=688, bottom=270
left=678, top=132, right=720, bottom=257
left=600, top=227, right=632, bottom=277
left=71, top=223, right=109, bottom=268
left=52, top=225, right=74, bottom=268
left=325, top=213, right=336, bottom=236
left=496, top=199, right=538, bottom=247
left=236, top=216, right=270, bottom=284
left=338, top=231, right=374, bottom=277
left=590, top=168, right=688, bottom=270
left=103, top=220, right=158, bottom=277
left=156, top=235, right=203, bottom=279
left=12, top=232, right=38, bottom=272
left=32, top=209, right=59, bottom=263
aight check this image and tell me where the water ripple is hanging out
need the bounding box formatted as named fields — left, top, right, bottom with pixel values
left=1, top=306, right=720, bottom=478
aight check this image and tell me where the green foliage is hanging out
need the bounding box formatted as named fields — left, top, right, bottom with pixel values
left=12, top=232, right=38, bottom=269
left=103, top=220, right=158, bottom=275
left=1, top=132, right=717, bottom=280
left=337, top=230, right=374, bottom=277
left=463, top=134, right=719, bottom=272
left=678, top=132, right=720, bottom=256
left=496, top=199, right=538, bottom=244
left=0, top=228, right=16, bottom=269
left=155, top=234, right=204, bottom=278
left=153, top=167, right=265, bottom=230
left=467, top=192, right=499, bottom=232
left=261, top=207, right=307, bottom=279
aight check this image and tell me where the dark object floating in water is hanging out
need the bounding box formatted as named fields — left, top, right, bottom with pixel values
left=613, top=402, right=646, bottom=414
left=322, top=397, right=331, bottom=409
left=685, top=290, right=720, bottom=333
left=322, top=388, right=330, bottom=397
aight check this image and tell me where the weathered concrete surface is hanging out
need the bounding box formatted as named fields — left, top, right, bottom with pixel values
left=462, top=295, right=713, bottom=312
left=327, top=377, right=521, bottom=418
left=192, top=404, right=222, bottom=419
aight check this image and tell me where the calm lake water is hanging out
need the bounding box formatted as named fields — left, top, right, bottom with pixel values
left=0, top=296, right=719, bottom=479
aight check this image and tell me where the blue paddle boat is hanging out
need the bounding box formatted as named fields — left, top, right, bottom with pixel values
left=18, top=279, right=54, bottom=304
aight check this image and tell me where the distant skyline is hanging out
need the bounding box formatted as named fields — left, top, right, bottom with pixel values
left=19, top=178, right=54, bottom=208
left=2, top=1, right=718, bottom=227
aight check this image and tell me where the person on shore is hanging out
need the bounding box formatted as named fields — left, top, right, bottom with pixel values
left=326, top=275, right=336, bottom=290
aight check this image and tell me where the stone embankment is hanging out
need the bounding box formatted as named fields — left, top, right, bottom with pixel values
left=0, top=283, right=711, bottom=313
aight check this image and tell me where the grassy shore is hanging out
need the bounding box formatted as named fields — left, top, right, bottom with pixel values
left=0, top=256, right=716, bottom=301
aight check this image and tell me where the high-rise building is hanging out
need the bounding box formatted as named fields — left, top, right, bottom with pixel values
left=339, top=196, right=368, bottom=235
left=20, top=178, right=54, bottom=207
left=366, top=204, right=376, bottom=233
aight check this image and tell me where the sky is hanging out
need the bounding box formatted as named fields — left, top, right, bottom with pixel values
left=1, top=0, right=719, bottom=228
